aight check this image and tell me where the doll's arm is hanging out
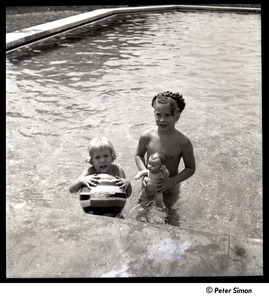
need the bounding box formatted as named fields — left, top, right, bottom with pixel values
left=134, top=169, right=149, bottom=180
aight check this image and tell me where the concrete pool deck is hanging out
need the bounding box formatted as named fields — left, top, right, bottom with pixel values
left=6, top=5, right=261, bottom=50
left=6, top=206, right=262, bottom=278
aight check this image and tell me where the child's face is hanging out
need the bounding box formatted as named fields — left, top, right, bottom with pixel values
left=154, top=102, right=180, bottom=131
left=91, top=149, right=113, bottom=174
left=148, top=157, right=162, bottom=174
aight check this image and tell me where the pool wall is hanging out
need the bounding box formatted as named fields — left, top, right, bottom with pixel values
left=6, top=5, right=261, bottom=50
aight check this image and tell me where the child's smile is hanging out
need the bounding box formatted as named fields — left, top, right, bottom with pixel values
left=154, top=103, right=179, bottom=131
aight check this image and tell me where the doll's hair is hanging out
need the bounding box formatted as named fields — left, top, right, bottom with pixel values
left=150, top=152, right=166, bottom=165
left=151, top=91, right=185, bottom=114
left=87, top=137, right=117, bottom=164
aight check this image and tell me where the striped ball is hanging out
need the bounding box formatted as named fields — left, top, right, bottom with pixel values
left=79, top=174, right=126, bottom=210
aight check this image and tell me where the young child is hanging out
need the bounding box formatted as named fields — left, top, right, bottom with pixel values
left=134, top=152, right=169, bottom=209
left=135, top=91, right=196, bottom=208
left=69, top=137, right=132, bottom=199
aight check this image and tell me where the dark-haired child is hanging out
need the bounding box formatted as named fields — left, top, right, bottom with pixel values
left=135, top=91, right=196, bottom=208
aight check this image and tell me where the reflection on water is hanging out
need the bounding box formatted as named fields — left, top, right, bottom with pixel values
left=6, top=11, right=262, bottom=238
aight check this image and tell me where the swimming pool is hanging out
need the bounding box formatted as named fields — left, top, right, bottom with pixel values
left=6, top=10, right=262, bottom=240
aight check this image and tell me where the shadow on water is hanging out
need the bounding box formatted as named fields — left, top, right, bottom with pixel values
left=126, top=195, right=181, bottom=227
left=136, top=205, right=181, bottom=227
left=130, top=203, right=181, bottom=227
left=82, top=206, right=125, bottom=218
left=79, top=196, right=181, bottom=227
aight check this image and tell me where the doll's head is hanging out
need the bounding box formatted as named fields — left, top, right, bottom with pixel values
left=147, top=152, right=166, bottom=173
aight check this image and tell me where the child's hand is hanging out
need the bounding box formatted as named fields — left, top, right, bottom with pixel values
left=115, top=176, right=130, bottom=191
left=160, top=165, right=169, bottom=178
left=81, top=174, right=100, bottom=189
left=155, top=178, right=174, bottom=193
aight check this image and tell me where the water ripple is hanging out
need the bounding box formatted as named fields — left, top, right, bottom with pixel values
left=6, top=11, right=262, bottom=237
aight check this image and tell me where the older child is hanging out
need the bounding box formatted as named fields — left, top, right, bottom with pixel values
left=135, top=91, right=196, bottom=208
left=134, top=152, right=169, bottom=209
left=69, top=137, right=132, bottom=198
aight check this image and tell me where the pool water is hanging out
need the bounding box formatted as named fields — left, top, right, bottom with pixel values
left=6, top=10, right=262, bottom=239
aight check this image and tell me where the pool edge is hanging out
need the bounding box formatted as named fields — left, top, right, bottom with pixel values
left=6, top=5, right=261, bottom=50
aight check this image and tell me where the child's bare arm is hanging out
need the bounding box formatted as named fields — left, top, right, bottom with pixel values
left=115, top=167, right=132, bottom=198
left=156, top=138, right=195, bottom=193
left=179, top=138, right=196, bottom=179
left=69, top=168, right=100, bottom=193
left=169, top=142, right=195, bottom=186
left=135, top=133, right=149, bottom=171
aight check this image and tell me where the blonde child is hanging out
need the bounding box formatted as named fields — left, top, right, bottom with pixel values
left=69, top=137, right=132, bottom=198
left=135, top=91, right=196, bottom=208
left=134, top=152, right=169, bottom=209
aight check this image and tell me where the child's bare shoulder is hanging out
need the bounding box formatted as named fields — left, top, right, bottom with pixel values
left=142, top=128, right=156, bottom=136
left=139, top=128, right=156, bottom=140
left=175, top=129, right=192, bottom=145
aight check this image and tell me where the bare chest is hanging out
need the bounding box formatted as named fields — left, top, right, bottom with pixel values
left=147, top=138, right=182, bottom=161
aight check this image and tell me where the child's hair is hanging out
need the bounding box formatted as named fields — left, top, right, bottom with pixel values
left=87, top=137, right=117, bottom=164
left=150, top=152, right=166, bottom=165
left=151, top=91, right=185, bottom=114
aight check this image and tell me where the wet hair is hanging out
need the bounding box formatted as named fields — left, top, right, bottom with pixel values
left=149, top=152, right=166, bottom=165
left=87, top=137, right=117, bottom=164
left=151, top=91, right=185, bottom=114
